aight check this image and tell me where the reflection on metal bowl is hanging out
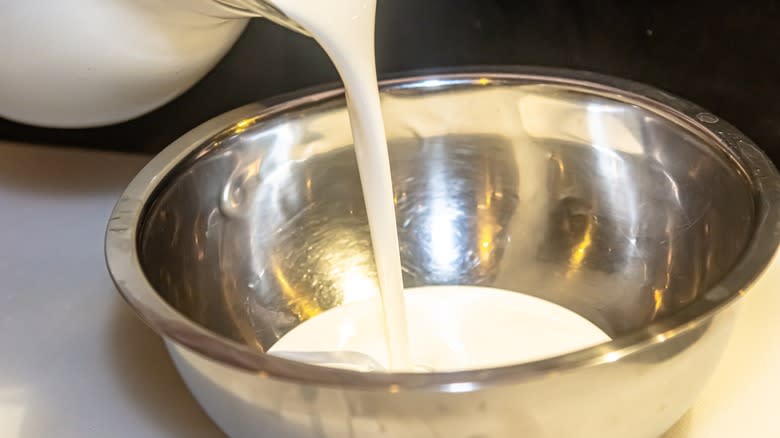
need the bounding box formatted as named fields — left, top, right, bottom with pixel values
left=106, top=68, right=779, bottom=438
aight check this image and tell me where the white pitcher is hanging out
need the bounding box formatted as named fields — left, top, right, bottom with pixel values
left=0, top=0, right=302, bottom=128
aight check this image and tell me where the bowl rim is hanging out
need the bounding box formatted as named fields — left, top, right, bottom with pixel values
left=105, top=66, right=780, bottom=391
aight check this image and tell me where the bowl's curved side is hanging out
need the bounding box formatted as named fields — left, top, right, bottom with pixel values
left=164, top=303, right=738, bottom=438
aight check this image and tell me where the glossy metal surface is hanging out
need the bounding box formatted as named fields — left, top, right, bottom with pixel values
left=106, top=69, right=779, bottom=438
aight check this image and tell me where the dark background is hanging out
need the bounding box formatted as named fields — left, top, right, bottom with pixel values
left=2, top=0, right=779, bottom=164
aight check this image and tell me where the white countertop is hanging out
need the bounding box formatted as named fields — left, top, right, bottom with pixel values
left=1, top=141, right=778, bottom=437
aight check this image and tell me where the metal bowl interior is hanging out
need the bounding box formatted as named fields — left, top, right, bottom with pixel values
left=107, top=69, right=779, bottom=388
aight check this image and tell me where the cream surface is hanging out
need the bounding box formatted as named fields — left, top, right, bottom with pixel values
left=269, top=286, right=611, bottom=372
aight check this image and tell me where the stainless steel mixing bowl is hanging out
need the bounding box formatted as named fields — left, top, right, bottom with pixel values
left=106, top=68, right=779, bottom=438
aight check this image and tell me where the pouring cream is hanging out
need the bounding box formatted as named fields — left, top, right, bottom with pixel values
left=261, top=0, right=611, bottom=371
